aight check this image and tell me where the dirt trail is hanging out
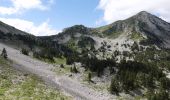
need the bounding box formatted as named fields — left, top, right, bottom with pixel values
left=0, top=43, right=114, bottom=100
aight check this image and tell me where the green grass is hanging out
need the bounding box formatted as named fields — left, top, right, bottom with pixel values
left=46, top=57, right=72, bottom=75
left=41, top=57, right=66, bottom=64
left=96, top=25, right=111, bottom=32
left=34, top=56, right=66, bottom=65
left=54, top=57, right=66, bottom=65
left=66, top=38, right=79, bottom=51
left=83, top=82, right=109, bottom=92
left=0, top=57, right=72, bottom=100
left=130, top=32, right=144, bottom=41
left=79, top=70, right=109, bottom=92
left=53, top=65, right=71, bottom=75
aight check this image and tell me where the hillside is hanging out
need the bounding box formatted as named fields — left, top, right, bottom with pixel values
left=0, top=11, right=170, bottom=99
left=0, top=21, right=29, bottom=35
left=0, top=20, right=73, bottom=62
left=96, top=11, right=170, bottom=48
left=0, top=57, right=70, bottom=99
left=49, top=11, right=170, bottom=51
left=0, top=42, right=116, bottom=100
left=41, top=11, right=170, bottom=99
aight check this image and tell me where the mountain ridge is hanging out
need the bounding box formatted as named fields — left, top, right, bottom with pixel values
left=1, top=11, right=170, bottom=49
left=0, top=21, right=33, bottom=36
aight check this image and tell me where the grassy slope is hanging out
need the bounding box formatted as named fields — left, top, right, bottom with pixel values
left=0, top=57, right=71, bottom=100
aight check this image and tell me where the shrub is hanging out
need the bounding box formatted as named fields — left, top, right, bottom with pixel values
left=147, top=89, right=170, bottom=100
left=88, top=72, right=92, bottom=83
left=72, top=65, right=78, bottom=73
left=60, top=64, right=64, bottom=68
left=110, top=78, right=120, bottom=95
left=33, top=49, right=54, bottom=62
left=1, top=48, right=7, bottom=59
left=21, top=48, right=29, bottom=56
left=70, top=67, right=73, bottom=72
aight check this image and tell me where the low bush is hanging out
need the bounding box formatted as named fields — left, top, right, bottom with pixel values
left=21, top=48, right=29, bottom=55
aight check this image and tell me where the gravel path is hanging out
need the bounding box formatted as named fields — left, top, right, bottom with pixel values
left=0, top=43, right=114, bottom=100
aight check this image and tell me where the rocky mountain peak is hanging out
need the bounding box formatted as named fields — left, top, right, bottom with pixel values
left=126, top=11, right=155, bottom=23
left=135, top=11, right=151, bottom=17
left=131, top=11, right=169, bottom=25
left=129, top=11, right=170, bottom=48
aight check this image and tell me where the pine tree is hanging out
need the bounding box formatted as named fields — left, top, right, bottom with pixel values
left=21, top=48, right=29, bottom=55
left=70, top=67, right=73, bottom=72
left=88, top=72, right=92, bottom=83
left=1, top=48, right=7, bottom=59
left=73, top=65, right=78, bottom=73
left=110, top=78, right=120, bottom=95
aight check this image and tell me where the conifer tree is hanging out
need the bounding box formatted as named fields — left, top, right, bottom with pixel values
left=88, top=72, right=92, bottom=83
left=1, top=48, right=7, bottom=59
left=110, top=78, right=119, bottom=95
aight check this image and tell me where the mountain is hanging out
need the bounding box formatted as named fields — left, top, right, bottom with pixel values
left=38, top=11, right=170, bottom=60
left=0, top=20, right=39, bottom=49
left=1, top=11, right=170, bottom=56
left=1, top=11, right=170, bottom=99
left=0, top=21, right=29, bottom=35
left=96, top=11, right=170, bottom=47
left=2, top=11, right=170, bottom=50
left=42, top=11, right=170, bottom=98
left=0, top=20, right=74, bottom=61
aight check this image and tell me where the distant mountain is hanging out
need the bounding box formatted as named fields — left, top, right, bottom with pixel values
left=96, top=11, right=170, bottom=48
left=0, top=20, right=74, bottom=59
left=1, top=11, right=170, bottom=55
left=0, top=21, right=32, bottom=36
left=43, top=11, right=170, bottom=55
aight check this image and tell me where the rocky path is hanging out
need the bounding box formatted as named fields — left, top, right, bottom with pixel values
left=0, top=43, right=114, bottom=100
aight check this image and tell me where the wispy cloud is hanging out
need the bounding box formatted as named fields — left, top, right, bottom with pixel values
left=97, top=0, right=170, bottom=24
left=0, top=0, right=53, bottom=15
left=0, top=18, right=60, bottom=36
left=0, top=0, right=57, bottom=36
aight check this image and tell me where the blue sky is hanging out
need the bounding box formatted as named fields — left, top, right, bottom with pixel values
left=0, top=0, right=104, bottom=36
left=0, top=0, right=170, bottom=36
left=15, top=0, right=103, bottom=29
left=51, top=0, right=102, bottom=28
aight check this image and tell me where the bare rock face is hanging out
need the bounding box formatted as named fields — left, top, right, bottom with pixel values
left=130, top=11, right=170, bottom=47
left=95, top=11, right=170, bottom=48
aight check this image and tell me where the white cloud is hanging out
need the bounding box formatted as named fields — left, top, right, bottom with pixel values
left=98, top=0, right=170, bottom=24
left=0, top=0, right=53, bottom=15
left=0, top=18, right=60, bottom=36
left=12, top=0, right=46, bottom=10
left=0, top=7, right=17, bottom=15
